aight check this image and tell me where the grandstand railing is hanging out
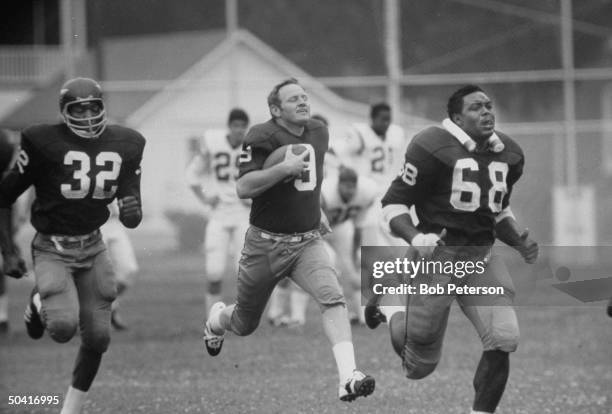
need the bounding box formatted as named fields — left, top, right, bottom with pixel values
left=0, top=46, right=66, bottom=84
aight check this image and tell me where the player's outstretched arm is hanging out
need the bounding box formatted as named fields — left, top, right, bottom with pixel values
left=236, top=151, right=308, bottom=199
left=495, top=211, right=538, bottom=264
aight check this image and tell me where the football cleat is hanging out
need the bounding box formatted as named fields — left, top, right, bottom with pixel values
left=339, top=370, right=375, bottom=402
left=24, top=291, right=44, bottom=339
left=364, top=294, right=386, bottom=330
left=203, top=302, right=226, bottom=356
left=0, top=320, right=8, bottom=335
left=607, top=298, right=612, bottom=318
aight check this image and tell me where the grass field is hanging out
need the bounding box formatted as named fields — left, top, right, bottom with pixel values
left=1, top=244, right=611, bottom=414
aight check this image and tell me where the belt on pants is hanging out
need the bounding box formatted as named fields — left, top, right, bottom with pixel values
left=41, top=229, right=102, bottom=251
left=256, top=227, right=319, bottom=243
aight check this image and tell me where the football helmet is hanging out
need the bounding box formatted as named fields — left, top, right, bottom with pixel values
left=59, top=77, right=107, bottom=138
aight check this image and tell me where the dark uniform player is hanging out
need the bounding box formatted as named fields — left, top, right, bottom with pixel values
left=367, top=85, right=538, bottom=414
left=0, top=77, right=145, bottom=414
left=203, top=78, right=375, bottom=402
left=0, top=129, right=25, bottom=333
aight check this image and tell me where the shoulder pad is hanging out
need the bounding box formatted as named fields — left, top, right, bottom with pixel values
left=410, top=126, right=456, bottom=154
left=495, top=131, right=523, bottom=157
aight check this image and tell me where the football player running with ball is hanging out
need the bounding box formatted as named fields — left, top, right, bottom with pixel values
left=367, top=85, right=538, bottom=414
left=203, top=78, right=375, bottom=402
left=0, top=77, right=145, bottom=414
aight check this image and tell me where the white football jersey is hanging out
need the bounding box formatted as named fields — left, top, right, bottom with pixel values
left=186, top=129, right=247, bottom=217
left=344, top=123, right=409, bottom=188
left=321, top=174, right=379, bottom=228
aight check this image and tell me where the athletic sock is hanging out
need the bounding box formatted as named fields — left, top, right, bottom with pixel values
left=332, top=341, right=357, bottom=383
left=60, top=386, right=87, bottom=414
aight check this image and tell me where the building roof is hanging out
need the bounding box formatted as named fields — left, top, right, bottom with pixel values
left=126, top=29, right=432, bottom=128
left=102, top=30, right=227, bottom=123
left=0, top=30, right=228, bottom=129
left=1, top=28, right=431, bottom=130
left=0, top=51, right=97, bottom=129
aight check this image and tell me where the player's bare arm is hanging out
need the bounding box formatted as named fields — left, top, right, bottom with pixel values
left=236, top=150, right=308, bottom=199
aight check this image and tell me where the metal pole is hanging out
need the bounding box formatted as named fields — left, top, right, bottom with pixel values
left=33, top=1, right=45, bottom=44
left=72, top=0, right=87, bottom=53
left=60, top=0, right=75, bottom=80
left=225, top=0, right=239, bottom=107
left=226, top=0, right=238, bottom=36
left=561, top=0, right=577, bottom=186
left=384, top=0, right=402, bottom=118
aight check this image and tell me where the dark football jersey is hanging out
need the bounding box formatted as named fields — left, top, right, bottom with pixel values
left=382, top=126, right=524, bottom=246
left=0, top=123, right=145, bottom=235
left=238, top=118, right=328, bottom=233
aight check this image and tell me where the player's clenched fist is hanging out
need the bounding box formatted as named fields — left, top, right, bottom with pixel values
left=410, top=229, right=446, bottom=259
left=118, top=196, right=142, bottom=228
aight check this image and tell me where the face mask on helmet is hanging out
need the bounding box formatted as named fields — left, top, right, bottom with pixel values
left=62, top=99, right=107, bottom=138
left=59, top=78, right=108, bottom=139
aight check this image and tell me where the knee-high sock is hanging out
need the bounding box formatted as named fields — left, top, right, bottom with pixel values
left=72, top=345, right=103, bottom=392
left=473, top=350, right=509, bottom=413
left=60, top=386, right=87, bottom=414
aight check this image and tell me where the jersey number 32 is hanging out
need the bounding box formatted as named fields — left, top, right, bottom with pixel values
left=61, top=150, right=122, bottom=200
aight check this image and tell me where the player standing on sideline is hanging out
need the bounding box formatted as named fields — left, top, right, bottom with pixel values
left=0, top=128, right=26, bottom=334
left=101, top=201, right=139, bottom=330
left=0, top=77, right=145, bottom=414
left=366, top=85, right=538, bottom=414
left=203, top=78, right=375, bottom=402
left=341, top=103, right=410, bottom=246
left=186, top=108, right=250, bottom=311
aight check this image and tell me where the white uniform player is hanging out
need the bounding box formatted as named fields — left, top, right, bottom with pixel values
left=345, top=123, right=406, bottom=188
left=101, top=201, right=139, bottom=330
left=342, top=103, right=411, bottom=246
left=186, top=109, right=250, bottom=310
left=287, top=167, right=378, bottom=326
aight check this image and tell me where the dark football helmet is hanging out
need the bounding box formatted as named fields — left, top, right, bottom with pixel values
left=59, top=77, right=107, bottom=138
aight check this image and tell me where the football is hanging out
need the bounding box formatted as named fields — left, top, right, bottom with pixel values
left=262, top=144, right=308, bottom=169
